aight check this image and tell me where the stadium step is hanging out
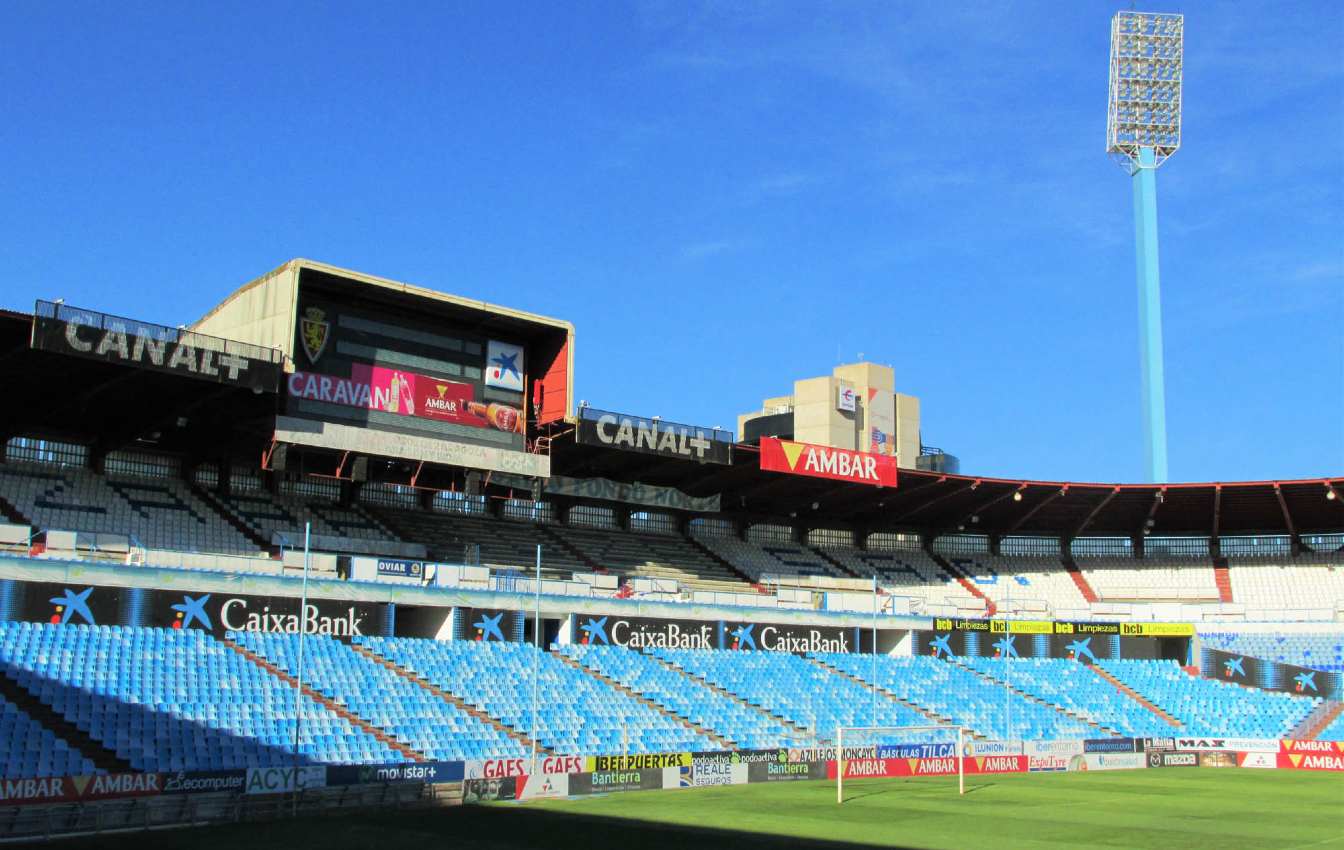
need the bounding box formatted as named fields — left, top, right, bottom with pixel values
left=683, top=536, right=761, bottom=589
left=223, top=638, right=427, bottom=763
left=553, top=651, right=736, bottom=749
left=190, top=483, right=277, bottom=553
left=945, top=657, right=1124, bottom=737
left=350, top=643, right=554, bottom=756
left=647, top=653, right=814, bottom=738
left=1060, top=555, right=1099, bottom=603
left=535, top=524, right=603, bottom=572
left=1087, top=664, right=1182, bottom=728
left=809, top=546, right=863, bottom=580
left=0, top=665, right=134, bottom=773
left=806, top=656, right=978, bottom=738
left=1292, top=699, right=1344, bottom=740
left=1212, top=558, right=1234, bottom=603
left=0, top=492, right=30, bottom=527
left=926, top=550, right=996, bottom=616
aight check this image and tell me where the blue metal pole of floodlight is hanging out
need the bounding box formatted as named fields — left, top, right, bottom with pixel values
left=1132, top=145, right=1169, bottom=484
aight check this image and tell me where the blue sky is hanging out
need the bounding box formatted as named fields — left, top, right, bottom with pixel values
left=1, top=2, right=1340, bottom=484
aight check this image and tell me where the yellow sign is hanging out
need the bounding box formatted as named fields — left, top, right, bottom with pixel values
left=585, top=753, right=690, bottom=772
left=1120, top=622, right=1195, bottom=637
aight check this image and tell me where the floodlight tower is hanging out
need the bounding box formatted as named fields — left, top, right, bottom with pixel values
left=1107, top=11, right=1183, bottom=484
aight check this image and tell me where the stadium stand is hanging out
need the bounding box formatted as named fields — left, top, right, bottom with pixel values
left=233, top=632, right=526, bottom=761
left=942, top=555, right=1090, bottom=617
left=1077, top=556, right=1221, bottom=601
left=693, top=534, right=847, bottom=583
left=549, top=525, right=748, bottom=593
left=0, top=622, right=403, bottom=771
left=1223, top=558, right=1344, bottom=621
left=561, top=644, right=795, bottom=749
left=651, top=647, right=932, bottom=739
left=817, top=654, right=1095, bottom=740
left=1199, top=631, right=1344, bottom=673
left=958, top=656, right=1176, bottom=737
left=0, top=461, right=260, bottom=555
left=0, top=692, right=94, bottom=779
left=357, top=637, right=719, bottom=755
left=1098, top=659, right=1318, bottom=738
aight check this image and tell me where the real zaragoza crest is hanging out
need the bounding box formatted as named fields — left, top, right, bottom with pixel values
left=300, top=307, right=329, bottom=364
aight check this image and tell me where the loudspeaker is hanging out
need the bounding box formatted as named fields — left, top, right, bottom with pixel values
left=465, top=471, right=482, bottom=496
left=271, top=443, right=288, bottom=472
left=350, top=456, right=368, bottom=482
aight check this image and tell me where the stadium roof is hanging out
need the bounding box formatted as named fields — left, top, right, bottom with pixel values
left=0, top=307, right=1340, bottom=541
left=549, top=434, right=1344, bottom=541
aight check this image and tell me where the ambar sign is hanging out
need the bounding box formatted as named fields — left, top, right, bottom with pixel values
left=759, top=438, right=897, bottom=487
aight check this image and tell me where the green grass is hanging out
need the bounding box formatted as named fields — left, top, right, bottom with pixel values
left=64, top=770, right=1344, bottom=850
left=519, top=770, right=1344, bottom=849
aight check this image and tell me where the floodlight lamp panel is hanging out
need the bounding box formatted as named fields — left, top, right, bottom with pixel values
left=1106, top=10, right=1183, bottom=170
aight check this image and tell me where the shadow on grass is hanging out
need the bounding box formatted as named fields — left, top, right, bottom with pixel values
left=52, top=800, right=927, bottom=850
left=844, top=779, right=995, bottom=803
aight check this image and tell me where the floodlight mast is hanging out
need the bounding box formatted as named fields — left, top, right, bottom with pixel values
left=1107, top=10, right=1183, bottom=484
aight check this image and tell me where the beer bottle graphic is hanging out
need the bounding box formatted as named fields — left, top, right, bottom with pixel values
left=467, top=401, right=522, bottom=433
left=387, top=373, right=401, bottom=413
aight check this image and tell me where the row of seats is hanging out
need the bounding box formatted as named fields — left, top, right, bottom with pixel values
left=0, top=462, right=258, bottom=554
left=0, top=622, right=1339, bottom=780
left=1200, top=632, right=1344, bottom=672
left=1099, top=659, right=1318, bottom=738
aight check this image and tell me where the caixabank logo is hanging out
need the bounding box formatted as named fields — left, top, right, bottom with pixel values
left=47, top=587, right=96, bottom=626
left=722, top=622, right=852, bottom=654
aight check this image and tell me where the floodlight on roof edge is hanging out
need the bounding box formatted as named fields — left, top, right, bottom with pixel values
left=1107, top=10, right=1183, bottom=485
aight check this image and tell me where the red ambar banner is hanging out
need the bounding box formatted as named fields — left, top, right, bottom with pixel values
left=1277, top=752, right=1344, bottom=771
left=759, top=438, right=898, bottom=487
left=1279, top=740, right=1343, bottom=754
left=826, top=755, right=1024, bottom=780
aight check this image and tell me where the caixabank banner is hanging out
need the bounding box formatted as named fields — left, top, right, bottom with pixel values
left=455, top=608, right=525, bottom=643
left=572, top=613, right=717, bottom=650
left=1203, top=648, right=1342, bottom=700
left=0, top=579, right=392, bottom=639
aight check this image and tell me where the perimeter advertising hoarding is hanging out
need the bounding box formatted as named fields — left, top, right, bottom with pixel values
left=569, top=769, right=665, bottom=796
left=0, top=773, right=163, bottom=806
left=747, top=760, right=825, bottom=782
left=1278, top=740, right=1344, bottom=771
left=570, top=613, right=874, bottom=654
left=576, top=408, right=732, bottom=465
left=917, top=617, right=1190, bottom=661
left=455, top=609, right=525, bottom=643
left=759, top=438, right=898, bottom=488
left=326, top=762, right=465, bottom=786
left=572, top=613, right=717, bottom=651
left=30, top=300, right=282, bottom=392
left=825, top=755, right=1025, bottom=779
left=1203, top=647, right=1341, bottom=700
left=0, top=578, right=392, bottom=639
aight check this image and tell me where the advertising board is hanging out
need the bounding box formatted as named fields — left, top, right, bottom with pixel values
left=327, top=762, right=464, bottom=786
left=679, top=762, right=750, bottom=787
left=1080, top=753, right=1146, bottom=771
left=0, top=579, right=392, bottom=639
left=31, top=301, right=282, bottom=392
left=569, top=769, right=665, bottom=796
left=585, top=753, right=690, bottom=772
left=759, top=437, right=897, bottom=487
left=1147, top=751, right=1198, bottom=768
left=0, top=773, right=163, bottom=806
left=576, top=408, right=732, bottom=465
left=747, top=760, right=826, bottom=782
left=244, top=766, right=326, bottom=795
left=1084, top=738, right=1139, bottom=754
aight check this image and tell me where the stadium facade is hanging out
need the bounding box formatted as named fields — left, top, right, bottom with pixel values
left=0, top=260, right=1339, bottom=836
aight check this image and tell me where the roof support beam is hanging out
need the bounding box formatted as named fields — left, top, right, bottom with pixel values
left=1274, top=484, right=1300, bottom=553
left=1072, top=486, right=1120, bottom=540
left=1002, top=487, right=1063, bottom=536
left=893, top=478, right=975, bottom=522
left=950, top=484, right=1029, bottom=533
left=1211, top=485, right=1222, bottom=556
left=1139, top=487, right=1165, bottom=539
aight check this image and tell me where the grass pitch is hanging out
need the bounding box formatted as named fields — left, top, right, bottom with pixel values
left=65, top=770, right=1342, bottom=850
